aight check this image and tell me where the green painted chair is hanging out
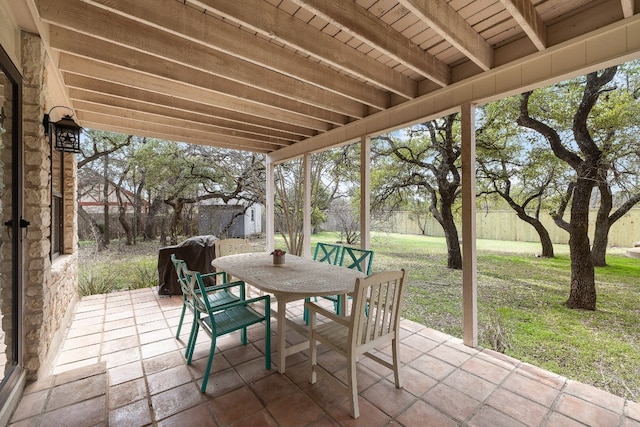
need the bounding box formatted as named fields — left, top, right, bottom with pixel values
left=184, top=268, right=271, bottom=393
left=171, top=254, right=243, bottom=349
left=329, top=246, right=374, bottom=316
left=303, top=243, right=342, bottom=324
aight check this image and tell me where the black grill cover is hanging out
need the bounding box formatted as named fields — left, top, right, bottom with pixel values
left=157, top=235, right=218, bottom=296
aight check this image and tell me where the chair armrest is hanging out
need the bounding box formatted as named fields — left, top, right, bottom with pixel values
left=200, top=271, right=228, bottom=282
left=304, top=301, right=349, bottom=326
left=208, top=294, right=270, bottom=312
left=197, top=280, right=245, bottom=294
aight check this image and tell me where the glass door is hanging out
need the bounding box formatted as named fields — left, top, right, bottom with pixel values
left=0, top=44, right=23, bottom=405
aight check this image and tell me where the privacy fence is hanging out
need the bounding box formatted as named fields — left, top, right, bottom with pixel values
left=381, top=209, right=640, bottom=248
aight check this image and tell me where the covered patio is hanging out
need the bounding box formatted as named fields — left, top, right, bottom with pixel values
left=9, top=287, right=640, bottom=426
left=1, top=0, right=640, bottom=423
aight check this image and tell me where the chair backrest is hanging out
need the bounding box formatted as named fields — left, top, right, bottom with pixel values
left=313, top=242, right=341, bottom=265
left=350, top=269, right=407, bottom=352
left=170, top=254, right=190, bottom=295
left=183, top=269, right=210, bottom=314
left=215, top=238, right=250, bottom=257
left=340, top=247, right=374, bottom=275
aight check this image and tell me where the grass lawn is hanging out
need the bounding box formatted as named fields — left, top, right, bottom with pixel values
left=78, top=231, right=640, bottom=401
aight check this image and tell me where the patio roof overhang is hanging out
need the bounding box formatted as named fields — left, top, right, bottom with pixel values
left=6, top=0, right=640, bottom=163
left=4, top=0, right=640, bottom=348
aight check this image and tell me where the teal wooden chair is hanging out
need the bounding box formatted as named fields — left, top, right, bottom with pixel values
left=328, top=246, right=374, bottom=316
left=303, top=243, right=342, bottom=324
left=313, top=242, right=342, bottom=265
left=184, top=268, right=271, bottom=393
left=171, top=254, right=243, bottom=348
left=340, top=247, right=374, bottom=276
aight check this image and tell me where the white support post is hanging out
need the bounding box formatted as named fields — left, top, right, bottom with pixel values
left=266, top=155, right=275, bottom=254
left=360, top=135, right=371, bottom=250
left=461, top=102, right=478, bottom=347
left=303, top=153, right=312, bottom=258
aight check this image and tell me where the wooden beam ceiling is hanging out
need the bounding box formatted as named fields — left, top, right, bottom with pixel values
left=24, top=0, right=638, bottom=158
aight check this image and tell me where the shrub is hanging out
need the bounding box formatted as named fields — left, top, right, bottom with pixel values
left=78, top=270, right=119, bottom=296
left=130, top=259, right=157, bottom=290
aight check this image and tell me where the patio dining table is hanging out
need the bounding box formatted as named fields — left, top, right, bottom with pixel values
left=212, top=252, right=367, bottom=373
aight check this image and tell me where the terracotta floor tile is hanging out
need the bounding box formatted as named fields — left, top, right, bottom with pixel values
left=442, top=368, right=496, bottom=402
left=147, top=364, right=193, bottom=395
left=250, top=371, right=298, bottom=404
left=156, top=403, right=218, bottom=427
left=109, top=378, right=148, bottom=409
left=12, top=288, right=634, bottom=427
left=395, top=400, right=458, bottom=427
left=51, top=358, right=100, bottom=376
left=210, top=386, right=264, bottom=425
left=150, top=382, right=204, bottom=421
left=484, top=387, right=549, bottom=427
left=140, top=338, right=180, bottom=359
left=143, top=350, right=185, bottom=375
left=326, top=395, right=392, bottom=426
left=61, top=333, right=103, bottom=351
left=100, top=347, right=141, bottom=369
left=109, top=398, right=153, bottom=427
left=500, top=371, right=560, bottom=407
left=627, top=400, right=640, bottom=422
left=467, top=405, right=527, bottom=427
left=408, top=354, right=457, bottom=381
left=460, top=356, right=512, bottom=384
left=9, top=389, right=48, bottom=422
left=422, top=383, right=481, bottom=423
left=564, top=379, right=626, bottom=412
left=46, top=373, right=106, bottom=412
left=398, top=365, right=438, bottom=397
left=101, top=335, right=140, bottom=354
left=53, top=362, right=106, bottom=385
left=108, top=361, right=144, bottom=386
left=545, top=411, right=589, bottom=427
left=554, top=393, right=621, bottom=427
left=516, top=363, right=566, bottom=389
left=267, top=392, right=324, bottom=427
left=103, top=326, right=138, bottom=341
left=40, top=395, right=106, bottom=427
left=233, top=355, right=273, bottom=384
left=361, top=378, right=417, bottom=417
left=201, top=366, right=245, bottom=398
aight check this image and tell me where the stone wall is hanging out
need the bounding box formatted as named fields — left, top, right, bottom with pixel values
left=21, top=32, right=78, bottom=380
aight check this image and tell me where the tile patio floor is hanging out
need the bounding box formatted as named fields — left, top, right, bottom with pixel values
left=8, top=287, right=640, bottom=427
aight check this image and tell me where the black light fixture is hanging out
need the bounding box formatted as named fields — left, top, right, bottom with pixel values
left=43, top=106, right=82, bottom=153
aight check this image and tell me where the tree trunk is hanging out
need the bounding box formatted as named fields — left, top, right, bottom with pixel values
left=103, top=154, right=110, bottom=244
left=144, top=198, right=163, bottom=240
left=565, top=179, right=596, bottom=310
left=513, top=208, right=555, bottom=258
left=440, top=197, right=462, bottom=269
left=118, top=206, right=133, bottom=245
left=78, top=205, right=106, bottom=251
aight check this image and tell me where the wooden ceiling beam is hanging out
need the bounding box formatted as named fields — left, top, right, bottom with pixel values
left=83, top=0, right=390, bottom=110
left=71, top=97, right=294, bottom=146
left=77, top=111, right=283, bottom=153
left=50, top=30, right=345, bottom=128
left=290, top=0, right=450, bottom=86
left=63, top=73, right=315, bottom=138
left=397, top=0, right=494, bottom=71
left=38, top=0, right=365, bottom=119
left=499, top=0, right=547, bottom=50
left=57, top=53, right=332, bottom=132
left=621, top=0, right=635, bottom=18
left=189, top=0, right=420, bottom=98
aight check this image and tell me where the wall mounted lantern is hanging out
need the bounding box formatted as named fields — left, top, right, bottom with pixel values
left=43, top=106, right=82, bottom=153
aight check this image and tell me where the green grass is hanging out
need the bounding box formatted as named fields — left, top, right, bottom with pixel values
left=80, top=232, right=640, bottom=401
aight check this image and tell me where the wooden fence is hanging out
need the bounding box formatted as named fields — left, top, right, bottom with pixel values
left=380, top=209, right=640, bottom=247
